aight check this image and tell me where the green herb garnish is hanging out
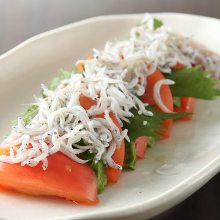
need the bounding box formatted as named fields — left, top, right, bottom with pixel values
left=123, top=106, right=191, bottom=142
left=13, top=104, right=38, bottom=125
left=49, top=69, right=72, bottom=90
left=123, top=141, right=136, bottom=170
left=81, top=152, right=107, bottom=194
left=147, top=136, right=155, bottom=148
left=153, top=18, right=163, bottom=30
left=173, top=96, right=181, bottom=108
left=166, top=66, right=220, bottom=99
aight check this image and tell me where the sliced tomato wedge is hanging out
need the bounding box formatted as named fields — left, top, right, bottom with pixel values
left=76, top=63, right=84, bottom=72
left=0, top=95, right=124, bottom=204
left=141, top=69, right=174, bottom=139
left=0, top=152, right=98, bottom=205
left=0, top=148, right=9, bottom=156
left=76, top=56, right=94, bottom=72
left=135, top=136, right=148, bottom=160
left=175, top=97, right=195, bottom=120
left=80, top=96, right=125, bottom=183
left=79, top=95, right=96, bottom=110
left=105, top=112, right=125, bottom=183
left=96, top=112, right=125, bottom=183
left=172, top=62, right=185, bottom=70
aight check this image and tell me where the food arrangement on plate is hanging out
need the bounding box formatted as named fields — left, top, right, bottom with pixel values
left=0, top=14, right=220, bottom=205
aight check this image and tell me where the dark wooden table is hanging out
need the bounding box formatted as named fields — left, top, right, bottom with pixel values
left=1, top=1, right=220, bottom=219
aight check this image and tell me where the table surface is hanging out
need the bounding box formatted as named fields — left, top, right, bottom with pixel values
left=1, top=1, right=220, bottom=219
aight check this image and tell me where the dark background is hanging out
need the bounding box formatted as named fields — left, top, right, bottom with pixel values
left=1, top=1, right=220, bottom=219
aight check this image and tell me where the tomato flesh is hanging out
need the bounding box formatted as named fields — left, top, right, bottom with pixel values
left=141, top=69, right=174, bottom=139
left=0, top=148, right=9, bottom=156
left=0, top=95, right=125, bottom=203
left=175, top=97, right=195, bottom=120
left=76, top=63, right=84, bottom=72
left=0, top=152, right=98, bottom=205
left=135, top=136, right=148, bottom=160
left=79, top=95, right=96, bottom=110
left=106, top=113, right=124, bottom=183
left=80, top=96, right=125, bottom=183
left=172, top=62, right=185, bottom=70
left=96, top=112, right=125, bottom=183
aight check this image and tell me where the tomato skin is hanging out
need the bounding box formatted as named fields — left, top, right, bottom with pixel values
left=76, top=56, right=94, bottom=72
left=172, top=62, right=185, bottom=70
left=159, top=120, right=173, bottom=139
left=0, top=96, right=124, bottom=203
left=76, top=63, right=84, bottom=72
left=141, top=69, right=174, bottom=110
left=0, top=153, right=98, bottom=205
left=106, top=141, right=124, bottom=183
left=141, top=69, right=174, bottom=139
left=175, top=97, right=195, bottom=120
left=96, top=112, right=125, bottom=183
left=79, top=95, right=96, bottom=110
left=80, top=96, right=125, bottom=183
left=135, top=136, right=148, bottom=160
left=0, top=148, right=9, bottom=156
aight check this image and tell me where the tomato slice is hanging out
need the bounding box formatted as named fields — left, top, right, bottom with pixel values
left=0, top=152, right=98, bottom=205
left=135, top=136, right=148, bottom=160
left=105, top=112, right=125, bottom=183
left=96, top=112, right=125, bottom=183
left=160, top=119, right=173, bottom=138
left=0, top=95, right=124, bottom=204
left=79, top=95, right=96, bottom=110
left=76, top=56, right=94, bottom=72
left=141, top=69, right=174, bottom=139
left=175, top=97, right=195, bottom=120
left=172, top=62, right=185, bottom=70
left=0, top=148, right=9, bottom=156
left=76, top=63, right=84, bottom=72
left=80, top=96, right=125, bottom=183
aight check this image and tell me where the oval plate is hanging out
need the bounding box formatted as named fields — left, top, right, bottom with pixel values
left=0, top=13, right=220, bottom=220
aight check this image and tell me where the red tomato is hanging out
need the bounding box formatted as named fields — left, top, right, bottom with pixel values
left=96, top=112, right=125, bottom=183
left=135, top=136, right=148, bottom=160
left=175, top=97, right=195, bottom=120
left=79, top=95, right=96, bottom=110
left=0, top=96, right=124, bottom=202
left=0, top=148, right=9, bottom=156
left=172, top=62, right=185, bottom=70
left=141, top=69, right=174, bottom=139
left=76, top=63, right=84, bottom=72
left=80, top=96, right=125, bottom=183
left=0, top=152, right=98, bottom=205
left=105, top=112, right=125, bottom=183
left=76, top=56, right=94, bottom=72
left=160, top=120, right=173, bottom=139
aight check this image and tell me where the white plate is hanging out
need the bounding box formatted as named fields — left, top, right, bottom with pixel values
left=0, top=13, right=220, bottom=220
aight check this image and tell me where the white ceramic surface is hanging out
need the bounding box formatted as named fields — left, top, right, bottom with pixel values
left=0, top=13, right=220, bottom=220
